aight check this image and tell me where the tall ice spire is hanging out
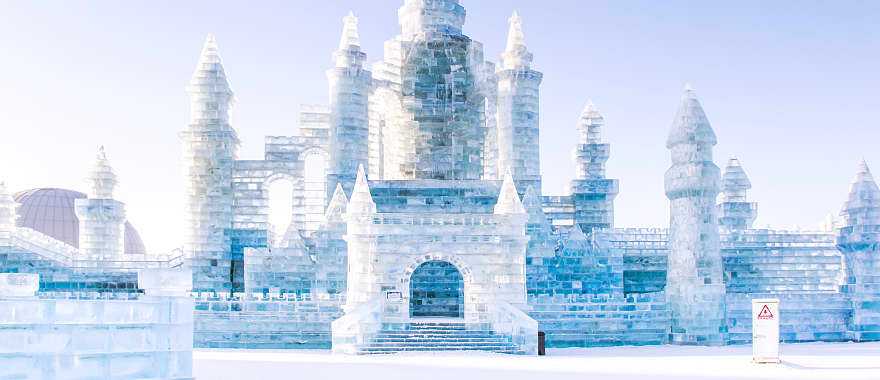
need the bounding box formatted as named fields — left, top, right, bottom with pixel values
left=840, top=159, right=880, bottom=228
left=570, top=100, right=618, bottom=231
left=501, top=10, right=533, bottom=70
left=87, top=146, right=118, bottom=199
left=347, top=164, right=376, bottom=215
left=181, top=34, right=241, bottom=292
left=664, top=84, right=726, bottom=345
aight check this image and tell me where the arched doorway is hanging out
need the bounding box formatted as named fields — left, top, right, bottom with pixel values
left=409, top=261, right=464, bottom=318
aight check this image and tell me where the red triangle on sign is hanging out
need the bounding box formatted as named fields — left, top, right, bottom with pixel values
left=757, top=305, right=774, bottom=320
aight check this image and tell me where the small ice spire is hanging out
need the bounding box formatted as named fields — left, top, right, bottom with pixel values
left=494, top=169, right=525, bottom=215
left=521, top=185, right=547, bottom=223
left=188, top=33, right=233, bottom=98
left=721, top=157, right=752, bottom=202
left=841, top=159, right=880, bottom=226
left=578, top=99, right=605, bottom=144
left=339, top=11, right=361, bottom=50
left=348, top=164, right=376, bottom=215
left=667, top=83, right=717, bottom=148
left=87, top=146, right=118, bottom=199
left=501, top=10, right=533, bottom=70
left=325, top=183, right=349, bottom=223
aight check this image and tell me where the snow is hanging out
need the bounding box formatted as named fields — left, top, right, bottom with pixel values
left=193, top=342, right=880, bottom=380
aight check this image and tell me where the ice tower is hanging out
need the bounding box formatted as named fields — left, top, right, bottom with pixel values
left=370, top=0, right=492, bottom=180
left=717, top=158, right=757, bottom=231
left=837, top=160, right=880, bottom=341
left=74, top=147, right=127, bottom=262
left=181, top=35, right=240, bottom=292
left=570, top=101, right=619, bottom=232
left=496, top=11, right=543, bottom=189
left=0, top=182, right=15, bottom=241
left=663, top=86, right=726, bottom=345
left=327, top=13, right=372, bottom=197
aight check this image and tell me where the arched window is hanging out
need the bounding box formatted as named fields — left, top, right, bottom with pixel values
left=266, top=178, right=294, bottom=246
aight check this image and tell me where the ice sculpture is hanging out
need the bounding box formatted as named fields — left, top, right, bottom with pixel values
left=181, top=34, right=239, bottom=292
left=570, top=101, right=619, bottom=231
left=717, top=158, right=758, bottom=231
left=664, top=85, right=726, bottom=345
left=74, top=147, right=127, bottom=263
left=496, top=11, right=542, bottom=189
left=0, top=181, right=15, bottom=236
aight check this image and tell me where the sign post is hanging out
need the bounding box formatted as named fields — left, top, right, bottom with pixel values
left=752, top=298, right=780, bottom=363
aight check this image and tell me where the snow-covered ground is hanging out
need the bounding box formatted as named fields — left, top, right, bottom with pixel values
left=193, top=342, right=880, bottom=380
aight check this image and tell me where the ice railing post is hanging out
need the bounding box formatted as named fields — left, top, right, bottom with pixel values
left=331, top=296, right=384, bottom=354
left=490, top=300, right=539, bottom=355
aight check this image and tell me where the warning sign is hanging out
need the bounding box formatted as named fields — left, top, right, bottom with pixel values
left=757, top=305, right=774, bottom=320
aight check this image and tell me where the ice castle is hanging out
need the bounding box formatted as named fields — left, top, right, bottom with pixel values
left=2, top=0, right=879, bottom=368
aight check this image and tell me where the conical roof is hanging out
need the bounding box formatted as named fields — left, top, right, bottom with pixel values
left=667, top=84, right=717, bottom=148
left=578, top=100, right=604, bottom=144
left=494, top=170, right=525, bottom=214
left=187, top=34, right=234, bottom=103
left=348, top=164, right=376, bottom=215
left=325, top=183, right=349, bottom=223
left=500, top=10, right=533, bottom=70
left=721, top=157, right=751, bottom=196
left=841, top=160, right=880, bottom=226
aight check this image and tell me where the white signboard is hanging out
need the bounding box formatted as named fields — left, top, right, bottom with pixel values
left=752, top=298, right=780, bottom=363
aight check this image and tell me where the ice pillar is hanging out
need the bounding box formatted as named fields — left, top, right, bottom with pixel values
left=74, top=147, right=127, bottom=263
left=663, top=86, right=726, bottom=345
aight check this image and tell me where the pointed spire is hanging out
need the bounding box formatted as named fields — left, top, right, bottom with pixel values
left=494, top=170, right=525, bottom=215
left=500, top=10, right=533, bottom=70
left=567, top=224, right=588, bottom=241
left=187, top=34, right=234, bottom=121
left=348, top=164, right=376, bottom=215
left=667, top=84, right=717, bottom=149
left=578, top=99, right=605, bottom=144
left=87, top=146, right=118, bottom=199
left=841, top=160, right=880, bottom=227
left=339, top=11, right=361, bottom=50
left=0, top=180, right=16, bottom=232
left=276, top=222, right=307, bottom=251
left=720, top=157, right=752, bottom=202
left=521, top=185, right=548, bottom=224
left=325, top=183, right=349, bottom=223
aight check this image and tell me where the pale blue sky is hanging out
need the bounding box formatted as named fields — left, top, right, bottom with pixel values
left=1, top=1, right=878, bottom=253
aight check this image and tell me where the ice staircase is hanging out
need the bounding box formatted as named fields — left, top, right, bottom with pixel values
left=358, top=321, right=524, bottom=354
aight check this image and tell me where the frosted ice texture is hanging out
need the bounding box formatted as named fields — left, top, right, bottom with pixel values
left=74, top=147, right=127, bottom=263
left=0, top=182, right=15, bottom=237
left=569, top=101, right=619, bottom=232
left=664, top=86, right=726, bottom=345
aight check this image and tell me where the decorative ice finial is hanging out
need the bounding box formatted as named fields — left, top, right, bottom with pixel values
left=578, top=99, right=605, bottom=144
left=683, top=82, right=695, bottom=93
left=494, top=170, right=525, bottom=215
left=325, top=183, right=349, bottom=223
left=720, top=157, right=752, bottom=201
left=667, top=83, right=717, bottom=149
left=500, top=10, right=533, bottom=70
left=87, top=146, right=118, bottom=199
left=339, top=11, right=361, bottom=50
left=348, top=164, right=376, bottom=215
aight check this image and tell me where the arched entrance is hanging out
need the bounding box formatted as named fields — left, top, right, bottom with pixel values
left=409, top=260, right=464, bottom=318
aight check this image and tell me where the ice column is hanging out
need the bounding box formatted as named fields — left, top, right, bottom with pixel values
left=180, top=35, right=239, bottom=292
left=663, top=86, right=726, bottom=345
left=74, top=147, right=127, bottom=262
left=570, top=101, right=619, bottom=232
left=717, top=158, right=758, bottom=231
left=496, top=11, right=543, bottom=189
left=327, top=12, right=372, bottom=198
left=837, top=160, right=880, bottom=341
left=344, top=165, right=378, bottom=311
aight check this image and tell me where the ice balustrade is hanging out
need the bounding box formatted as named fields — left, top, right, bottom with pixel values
left=489, top=300, right=539, bottom=354
left=331, top=296, right=384, bottom=354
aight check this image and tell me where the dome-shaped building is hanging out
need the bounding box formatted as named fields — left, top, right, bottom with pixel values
left=13, top=188, right=147, bottom=255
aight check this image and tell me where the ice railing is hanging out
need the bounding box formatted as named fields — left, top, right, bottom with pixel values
left=330, top=297, right=384, bottom=354
left=489, top=301, right=538, bottom=355
left=10, top=228, right=184, bottom=270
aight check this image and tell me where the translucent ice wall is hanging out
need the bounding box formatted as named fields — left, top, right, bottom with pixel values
left=663, top=85, right=725, bottom=345
left=181, top=35, right=240, bottom=292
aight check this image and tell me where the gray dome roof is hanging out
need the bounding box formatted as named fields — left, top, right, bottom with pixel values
left=13, top=188, right=146, bottom=255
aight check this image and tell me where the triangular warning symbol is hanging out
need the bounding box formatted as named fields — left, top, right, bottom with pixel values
left=757, top=305, right=774, bottom=320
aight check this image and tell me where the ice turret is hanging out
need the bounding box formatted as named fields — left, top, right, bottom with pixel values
left=717, top=158, right=758, bottom=230
left=325, top=183, right=349, bottom=224
left=327, top=12, right=372, bottom=198
left=663, top=85, right=726, bottom=345
left=570, top=101, right=618, bottom=232
left=494, top=170, right=525, bottom=215
left=181, top=34, right=240, bottom=292
left=837, top=160, right=880, bottom=341
left=74, top=147, right=127, bottom=262
left=496, top=11, right=542, bottom=188
left=347, top=165, right=376, bottom=216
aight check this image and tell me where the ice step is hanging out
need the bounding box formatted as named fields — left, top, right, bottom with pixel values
left=358, top=322, right=523, bottom=355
